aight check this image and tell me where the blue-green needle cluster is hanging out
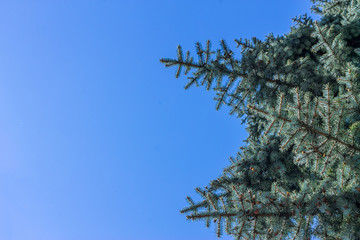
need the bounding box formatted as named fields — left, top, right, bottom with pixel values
left=161, top=0, right=360, bottom=239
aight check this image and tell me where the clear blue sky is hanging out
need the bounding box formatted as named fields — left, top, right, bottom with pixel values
left=0, top=1, right=320, bottom=240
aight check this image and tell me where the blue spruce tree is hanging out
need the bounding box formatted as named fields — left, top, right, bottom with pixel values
left=161, top=0, right=360, bottom=239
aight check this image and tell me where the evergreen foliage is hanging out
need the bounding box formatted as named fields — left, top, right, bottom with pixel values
left=160, top=0, right=360, bottom=239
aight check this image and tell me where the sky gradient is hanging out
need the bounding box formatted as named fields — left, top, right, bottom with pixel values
left=0, top=1, right=320, bottom=240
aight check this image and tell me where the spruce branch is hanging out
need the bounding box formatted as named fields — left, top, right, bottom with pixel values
left=162, top=0, right=360, bottom=238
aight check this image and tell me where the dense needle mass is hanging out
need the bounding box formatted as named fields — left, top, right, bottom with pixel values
left=161, top=0, right=360, bottom=239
